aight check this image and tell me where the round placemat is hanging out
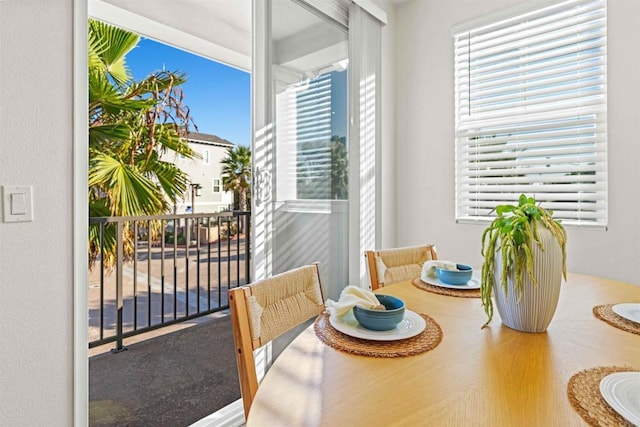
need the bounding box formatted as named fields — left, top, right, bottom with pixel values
left=593, top=305, right=640, bottom=335
left=313, top=312, right=442, bottom=358
left=411, top=277, right=481, bottom=298
left=568, top=366, right=638, bottom=427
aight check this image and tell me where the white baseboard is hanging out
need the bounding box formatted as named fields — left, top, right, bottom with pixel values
left=190, top=398, right=245, bottom=427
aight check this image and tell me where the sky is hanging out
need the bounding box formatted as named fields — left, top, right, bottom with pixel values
left=126, top=38, right=251, bottom=147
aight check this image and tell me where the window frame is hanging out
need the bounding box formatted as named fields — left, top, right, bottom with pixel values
left=452, top=0, right=608, bottom=230
left=212, top=178, right=221, bottom=193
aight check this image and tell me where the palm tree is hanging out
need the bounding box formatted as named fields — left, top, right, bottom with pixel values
left=221, top=146, right=251, bottom=211
left=88, top=19, right=197, bottom=266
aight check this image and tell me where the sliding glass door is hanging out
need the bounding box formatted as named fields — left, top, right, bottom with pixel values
left=253, top=0, right=349, bottom=300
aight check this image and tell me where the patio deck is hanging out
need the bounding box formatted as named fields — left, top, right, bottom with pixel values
left=89, top=312, right=240, bottom=426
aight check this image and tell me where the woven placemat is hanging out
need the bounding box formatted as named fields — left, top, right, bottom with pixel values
left=593, top=305, right=640, bottom=335
left=313, top=312, right=442, bottom=358
left=411, top=277, right=481, bottom=298
left=568, top=366, right=638, bottom=427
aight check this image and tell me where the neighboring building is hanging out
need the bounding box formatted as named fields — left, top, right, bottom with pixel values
left=169, top=131, right=235, bottom=213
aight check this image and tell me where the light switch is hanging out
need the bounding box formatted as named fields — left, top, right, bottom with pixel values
left=10, top=193, right=27, bottom=215
left=2, top=185, right=33, bottom=223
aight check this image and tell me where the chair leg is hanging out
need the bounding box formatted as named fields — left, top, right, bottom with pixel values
left=229, top=288, right=259, bottom=418
left=365, top=251, right=379, bottom=290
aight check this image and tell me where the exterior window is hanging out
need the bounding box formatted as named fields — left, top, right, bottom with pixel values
left=295, top=72, right=347, bottom=200
left=212, top=178, right=221, bottom=193
left=203, top=149, right=210, bottom=165
left=276, top=70, right=348, bottom=201
left=453, top=0, right=607, bottom=229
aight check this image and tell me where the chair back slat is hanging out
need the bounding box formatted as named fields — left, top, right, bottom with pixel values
left=248, top=266, right=324, bottom=346
left=366, top=244, right=438, bottom=290
left=229, top=263, right=325, bottom=419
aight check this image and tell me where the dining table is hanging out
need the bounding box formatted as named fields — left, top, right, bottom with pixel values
left=246, top=273, right=640, bottom=426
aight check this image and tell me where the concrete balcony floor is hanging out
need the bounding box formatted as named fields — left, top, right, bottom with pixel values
left=89, top=311, right=240, bottom=426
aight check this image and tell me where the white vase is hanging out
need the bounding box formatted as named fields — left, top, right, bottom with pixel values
left=493, top=224, right=563, bottom=333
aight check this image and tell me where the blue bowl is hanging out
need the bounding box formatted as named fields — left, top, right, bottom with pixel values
left=353, top=295, right=405, bottom=331
left=436, top=264, right=473, bottom=285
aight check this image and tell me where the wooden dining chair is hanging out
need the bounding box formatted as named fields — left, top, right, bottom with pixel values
left=229, top=263, right=325, bottom=419
left=365, top=244, right=438, bottom=290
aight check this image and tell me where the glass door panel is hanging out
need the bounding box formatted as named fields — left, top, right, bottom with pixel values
left=254, top=0, right=349, bottom=301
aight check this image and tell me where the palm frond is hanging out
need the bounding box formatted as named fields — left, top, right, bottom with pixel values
left=89, top=69, right=153, bottom=116
left=89, top=153, right=165, bottom=216
left=89, top=124, right=132, bottom=148
left=127, top=70, right=188, bottom=97
left=154, top=126, right=198, bottom=159
left=151, top=159, right=190, bottom=204
left=89, top=19, right=139, bottom=86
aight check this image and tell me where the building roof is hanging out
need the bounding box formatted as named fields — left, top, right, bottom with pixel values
left=186, top=131, right=235, bottom=148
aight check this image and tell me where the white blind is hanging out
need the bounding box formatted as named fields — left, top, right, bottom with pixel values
left=349, top=1, right=382, bottom=287
left=454, top=0, right=607, bottom=228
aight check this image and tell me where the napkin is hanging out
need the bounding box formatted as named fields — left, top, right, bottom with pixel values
left=421, top=260, right=457, bottom=278
left=325, top=286, right=381, bottom=318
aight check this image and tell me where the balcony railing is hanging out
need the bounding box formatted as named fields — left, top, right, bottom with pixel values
left=88, top=211, right=250, bottom=351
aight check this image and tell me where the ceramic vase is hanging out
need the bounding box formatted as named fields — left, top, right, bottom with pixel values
left=493, top=224, right=563, bottom=333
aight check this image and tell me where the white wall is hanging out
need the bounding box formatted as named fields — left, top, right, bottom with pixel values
left=393, top=0, right=640, bottom=285
left=0, top=0, right=76, bottom=425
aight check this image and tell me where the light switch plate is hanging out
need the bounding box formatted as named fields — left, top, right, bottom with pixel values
left=2, top=185, right=33, bottom=223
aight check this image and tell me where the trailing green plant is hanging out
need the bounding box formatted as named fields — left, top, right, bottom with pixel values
left=480, top=194, right=567, bottom=328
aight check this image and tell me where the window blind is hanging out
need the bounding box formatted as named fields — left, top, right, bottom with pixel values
left=454, top=0, right=607, bottom=228
left=349, top=0, right=383, bottom=287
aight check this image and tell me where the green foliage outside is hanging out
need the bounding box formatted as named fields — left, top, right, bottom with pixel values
left=88, top=19, right=197, bottom=267
left=221, top=146, right=251, bottom=211
left=330, top=136, right=348, bottom=200
left=296, top=136, right=348, bottom=200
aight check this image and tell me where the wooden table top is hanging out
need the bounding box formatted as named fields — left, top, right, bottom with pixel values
left=246, top=273, right=640, bottom=426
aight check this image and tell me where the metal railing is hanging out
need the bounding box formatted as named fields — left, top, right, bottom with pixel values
left=88, top=211, right=250, bottom=351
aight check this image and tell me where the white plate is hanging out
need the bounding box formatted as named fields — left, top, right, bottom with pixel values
left=612, top=303, right=640, bottom=324
left=329, top=309, right=426, bottom=341
left=599, top=372, right=640, bottom=425
left=420, top=269, right=481, bottom=290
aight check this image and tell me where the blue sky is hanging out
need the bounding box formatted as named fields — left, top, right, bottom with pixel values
left=126, top=38, right=250, bottom=147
